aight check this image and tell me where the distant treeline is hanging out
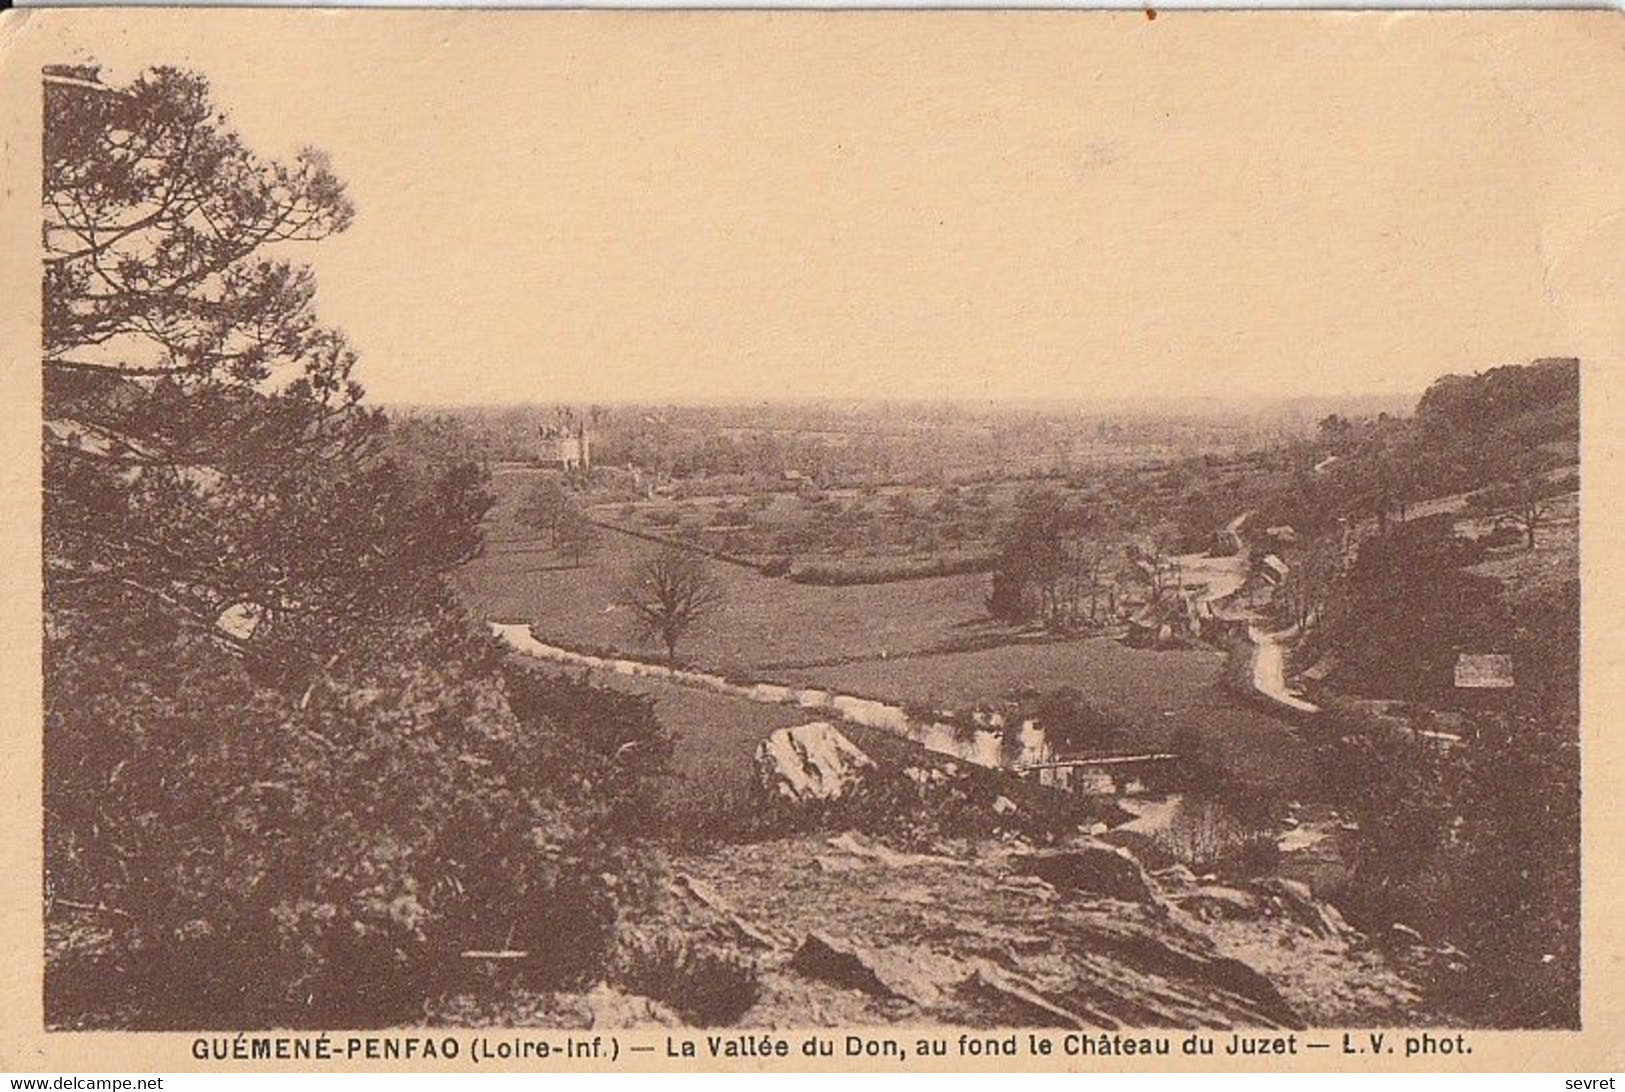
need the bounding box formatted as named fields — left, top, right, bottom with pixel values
left=1153, top=357, right=1580, bottom=547
left=384, top=398, right=1369, bottom=488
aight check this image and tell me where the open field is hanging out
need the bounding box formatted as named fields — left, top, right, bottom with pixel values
left=460, top=467, right=1315, bottom=796
left=507, top=630, right=1317, bottom=800
left=784, top=641, right=1316, bottom=793
left=455, top=508, right=1007, bottom=675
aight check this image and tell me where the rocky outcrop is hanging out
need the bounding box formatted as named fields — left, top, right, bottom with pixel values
left=755, top=722, right=875, bottom=802
left=635, top=831, right=1424, bottom=1030
left=669, top=872, right=785, bottom=950
left=960, top=963, right=1093, bottom=1029
left=789, top=933, right=956, bottom=1008
left=583, top=984, right=681, bottom=1029
left=1252, top=877, right=1356, bottom=941
left=1175, top=884, right=1262, bottom=922
left=1011, top=844, right=1158, bottom=905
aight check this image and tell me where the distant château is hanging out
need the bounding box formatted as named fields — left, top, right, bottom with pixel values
left=539, top=419, right=591, bottom=471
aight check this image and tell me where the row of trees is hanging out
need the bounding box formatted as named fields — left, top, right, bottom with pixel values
left=431, top=400, right=1275, bottom=488
left=986, top=489, right=1129, bottom=630
left=982, top=487, right=1199, bottom=633
left=515, top=477, right=599, bottom=565
left=1113, top=358, right=1579, bottom=555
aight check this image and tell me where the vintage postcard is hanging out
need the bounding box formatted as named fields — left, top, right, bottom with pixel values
left=0, top=7, right=1621, bottom=1075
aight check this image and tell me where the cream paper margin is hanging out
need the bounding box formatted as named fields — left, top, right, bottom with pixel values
left=0, top=8, right=1621, bottom=1073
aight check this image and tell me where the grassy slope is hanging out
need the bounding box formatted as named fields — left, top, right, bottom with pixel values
left=1462, top=492, right=1580, bottom=604
left=512, top=660, right=809, bottom=829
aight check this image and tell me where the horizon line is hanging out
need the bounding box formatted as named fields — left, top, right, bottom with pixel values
left=375, top=388, right=1424, bottom=414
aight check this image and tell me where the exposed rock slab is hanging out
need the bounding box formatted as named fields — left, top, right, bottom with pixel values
left=1012, top=843, right=1158, bottom=905
left=1255, top=878, right=1356, bottom=941
left=789, top=932, right=955, bottom=1008
left=657, top=833, right=1425, bottom=1029
left=1176, top=885, right=1263, bottom=922
left=756, top=722, right=875, bottom=802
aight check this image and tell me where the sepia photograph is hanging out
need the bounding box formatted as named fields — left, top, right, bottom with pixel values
left=8, top=9, right=1620, bottom=1062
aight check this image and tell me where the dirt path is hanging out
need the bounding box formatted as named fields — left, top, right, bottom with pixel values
left=1246, top=624, right=1321, bottom=716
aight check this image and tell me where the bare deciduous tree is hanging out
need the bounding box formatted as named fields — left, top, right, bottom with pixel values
left=515, top=477, right=569, bottom=544
left=1278, top=538, right=1339, bottom=631
left=1505, top=477, right=1554, bottom=551
left=1062, top=537, right=1119, bottom=628
left=1126, top=522, right=1183, bottom=605
left=623, top=546, right=723, bottom=664
left=555, top=503, right=598, bottom=567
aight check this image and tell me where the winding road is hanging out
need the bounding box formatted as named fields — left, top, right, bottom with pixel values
left=1246, top=623, right=1321, bottom=716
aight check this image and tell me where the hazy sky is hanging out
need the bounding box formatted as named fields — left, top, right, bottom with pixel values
left=28, top=11, right=1623, bottom=406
